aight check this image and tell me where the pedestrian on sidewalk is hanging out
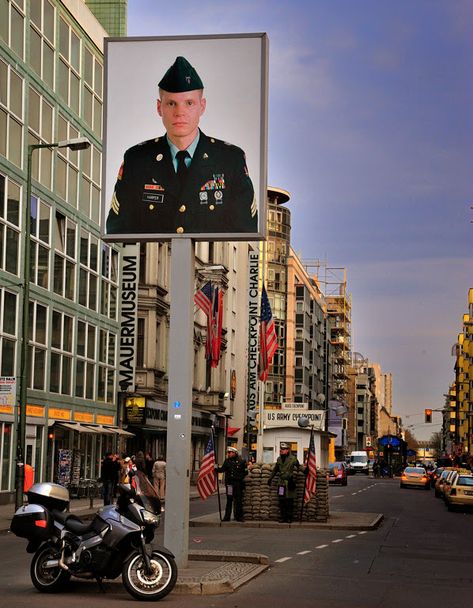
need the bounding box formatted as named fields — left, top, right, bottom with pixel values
left=152, top=455, right=167, bottom=500
left=217, top=447, right=248, bottom=522
left=100, top=452, right=120, bottom=505
left=267, top=442, right=300, bottom=523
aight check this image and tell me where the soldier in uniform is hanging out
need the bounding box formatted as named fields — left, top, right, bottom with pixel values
left=267, top=442, right=300, bottom=523
left=217, top=447, right=248, bottom=522
left=106, top=56, right=257, bottom=236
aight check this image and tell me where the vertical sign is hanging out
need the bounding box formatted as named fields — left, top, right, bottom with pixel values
left=247, top=250, right=259, bottom=420
left=119, top=244, right=140, bottom=390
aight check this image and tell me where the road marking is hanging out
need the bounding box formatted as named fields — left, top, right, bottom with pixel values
left=297, top=550, right=311, bottom=555
left=316, top=544, right=328, bottom=549
left=275, top=557, right=292, bottom=563
left=358, top=531, right=367, bottom=535
left=333, top=494, right=343, bottom=498
left=351, top=492, right=357, bottom=495
left=332, top=539, right=344, bottom=543
left=345, top=534, right=356, bottom=538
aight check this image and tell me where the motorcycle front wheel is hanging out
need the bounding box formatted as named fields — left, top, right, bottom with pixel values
left=30, top=543, right=71, bottom=593
left=122, top=550, right=177, bottom=601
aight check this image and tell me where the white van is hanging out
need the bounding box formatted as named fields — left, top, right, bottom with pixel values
left=348, top=451, right=369, bottom=474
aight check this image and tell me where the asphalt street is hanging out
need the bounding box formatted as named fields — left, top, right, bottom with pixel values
left=2, top=474, right=472, bottom=607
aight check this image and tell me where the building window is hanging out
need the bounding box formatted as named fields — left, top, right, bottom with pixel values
left=28, top=301, right=47, bottom=390
left=0, top=288, right=17, bottom=376
left=97, top=328, right=115, bottom=403
left=50, top=310, right=73, bottom=395
left=0, top=173, right=21, bottom=275
left=76, top=320, right=96, bottom=400
left=57, top=17, right=81, bottom=115
left=79, top=229, right=98, bottom=311
left=53, top=212, right=76, bottom=300
left=29, top=0, right=55, bottom=89
left=30, top=195, right=50, bottom=288
left=0, top=58, right=24, bottom=167
left=82, top=46, right=103, bottom=137
left=28, top=87, right=54, bottom=188
left=0, top=421, right=13, bottom=491
left=56, top=114, right=81, bottom=207
left=81, top=143, right=102, bottom=223
left=0, top=0, right=25, bottom=61
left=100, top=243, right=118, bottom=320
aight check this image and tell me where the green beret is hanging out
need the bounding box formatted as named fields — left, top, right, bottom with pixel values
left=158, top=56, right=204, bottom=93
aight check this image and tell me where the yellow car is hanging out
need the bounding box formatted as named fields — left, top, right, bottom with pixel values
left=444, top=472, right=473, bottom=511
left=435, top=468, right=469, bottom=498
left=400, top=466, right=430, bottom=490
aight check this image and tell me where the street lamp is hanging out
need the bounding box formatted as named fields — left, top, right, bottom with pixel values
left=15, top=137, right=91, bottom=509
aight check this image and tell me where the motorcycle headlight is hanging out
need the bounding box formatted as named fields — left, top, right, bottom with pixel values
left=141, top=509, right=159, bottom=525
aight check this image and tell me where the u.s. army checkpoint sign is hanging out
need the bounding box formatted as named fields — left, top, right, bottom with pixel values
left=264, top=408, right=325, bottom=431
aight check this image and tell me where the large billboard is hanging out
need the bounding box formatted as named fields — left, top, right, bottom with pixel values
left=101, top=34, right=268, bottom=242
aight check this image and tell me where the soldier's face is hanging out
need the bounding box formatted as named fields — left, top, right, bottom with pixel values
left=157, top=90, right=206, bottom=144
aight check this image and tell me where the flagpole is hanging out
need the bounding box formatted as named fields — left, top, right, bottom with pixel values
left=212, top=425, right=222, bottom=521
left=300, top=424, right=314, bottom=523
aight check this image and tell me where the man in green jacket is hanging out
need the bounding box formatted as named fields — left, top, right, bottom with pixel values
left=268, top=442, right=300, bottom=523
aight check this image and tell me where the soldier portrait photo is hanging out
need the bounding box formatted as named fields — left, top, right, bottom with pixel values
left=102, top=36, right=267, bottom=241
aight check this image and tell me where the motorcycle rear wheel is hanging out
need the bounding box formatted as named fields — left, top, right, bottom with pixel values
left=122, top=550, right=177, bottom=601
left=30, top=543, right=71, bottom=593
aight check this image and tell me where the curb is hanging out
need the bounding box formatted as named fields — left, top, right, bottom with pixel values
left=189, top=512, right=384, bottom=531
left=174, top=551, right=270, bottom=595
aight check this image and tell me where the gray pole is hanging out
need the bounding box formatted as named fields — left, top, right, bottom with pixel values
left=164, top=238, right=194, bottom=568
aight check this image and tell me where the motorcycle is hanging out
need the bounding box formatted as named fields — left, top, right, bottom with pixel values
left=10, top=473, right=177, bottom=601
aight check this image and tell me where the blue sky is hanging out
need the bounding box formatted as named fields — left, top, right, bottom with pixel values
left=127, top=0, right=472, bottom=439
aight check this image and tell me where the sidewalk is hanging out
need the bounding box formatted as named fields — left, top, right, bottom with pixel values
left=0, top=493, right=383, bottom=595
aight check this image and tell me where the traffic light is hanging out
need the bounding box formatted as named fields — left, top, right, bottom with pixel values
left=425, top=409, right=432, bottom=423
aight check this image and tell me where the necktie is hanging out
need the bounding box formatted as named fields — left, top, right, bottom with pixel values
left=176, top=150, right=190, bottom=181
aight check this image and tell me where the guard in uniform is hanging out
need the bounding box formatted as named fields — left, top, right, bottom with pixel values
left=106, top=56, right=257, bottom=236
left=217, top=447, right=248, bottom=522
left=267, top=442, right=300, bottom=523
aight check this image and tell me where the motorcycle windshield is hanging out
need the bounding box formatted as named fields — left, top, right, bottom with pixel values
left=133, top=471, right=162, bottom=515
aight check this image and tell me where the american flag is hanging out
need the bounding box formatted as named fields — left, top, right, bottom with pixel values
left=197, top=434, right=217, bottom=500
left=304, top=430, right=317, bottom=503
left=258, top=284, right=278, bottom=381
left=211, top=288, right=223, bottom=368
left=194, top=281, right=213, bottom=317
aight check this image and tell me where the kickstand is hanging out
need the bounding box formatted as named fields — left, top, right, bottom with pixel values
left=95, top=577, right=106, bottom=593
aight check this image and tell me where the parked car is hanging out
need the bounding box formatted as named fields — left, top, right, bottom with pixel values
left=429, top=467, right=444, bottom=487
left=434, top=468, right=459, bottom=498
left=444, top=472, right=473, bottom=511
left=328, top=462, right=348, bottom=486
left=399, top=466, right=430, bottom=490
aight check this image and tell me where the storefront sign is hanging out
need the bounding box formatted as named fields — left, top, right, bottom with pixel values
left=26, top=405, right=45, bottom=417
left=49, top=408, right=71, bottom=420
left=97, top=414, right=115, bottom=425
left=119, top=244, right=139, bottom=391
left=0, top=405, right=13, bottom=414
left=247, top=250, right=259, bottom=416
left=145, top=402, right=168, bottom=428
left=125, top=396, right=145, bottom=424
left=74, top=411, right=94, bottom=423
left=264, top=408, right=325, bottom=431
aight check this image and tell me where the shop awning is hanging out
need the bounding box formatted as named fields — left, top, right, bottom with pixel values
left=104, top=426, right=135, bottom=437
left=83, top=424, right=116, bottom=435
left=54, top=422, right=99, bottom=434
left=227, top=427, right=240, bottom=437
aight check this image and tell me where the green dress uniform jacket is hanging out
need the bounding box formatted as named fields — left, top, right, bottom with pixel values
left=106, top=130, right=257, bottom=235
left=269, top=454, right=300, bottom=499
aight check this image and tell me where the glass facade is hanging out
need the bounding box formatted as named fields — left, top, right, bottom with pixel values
left=0, top=0, right=124, bottom=498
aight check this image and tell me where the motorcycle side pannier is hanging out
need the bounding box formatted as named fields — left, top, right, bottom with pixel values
left=27, top=482, right=70, bottom=512
left=10, top=504, right=53, bottom=540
